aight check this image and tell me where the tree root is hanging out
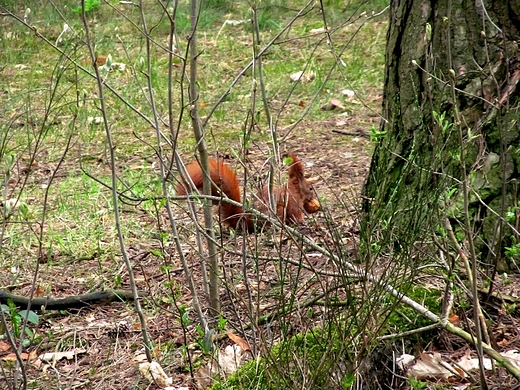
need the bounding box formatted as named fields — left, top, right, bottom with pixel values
left=0, top=289, right=144, bottom=310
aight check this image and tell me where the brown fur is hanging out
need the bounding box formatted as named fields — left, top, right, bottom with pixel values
left=177, top=154, right=319, bottom=231
left=257, top=154, right=315, bottom=224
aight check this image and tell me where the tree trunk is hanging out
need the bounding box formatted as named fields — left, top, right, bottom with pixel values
left=363, top=1, right=520, bottom=270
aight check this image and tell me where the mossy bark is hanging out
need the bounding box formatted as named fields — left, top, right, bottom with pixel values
left=363, top=0, right=520, bottom=268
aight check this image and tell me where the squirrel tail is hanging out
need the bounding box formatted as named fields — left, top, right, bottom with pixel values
left=177, top=158, right=253, bottom=231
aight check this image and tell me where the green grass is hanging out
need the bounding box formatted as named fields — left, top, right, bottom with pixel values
left=2, top=0, right=386, bottom=141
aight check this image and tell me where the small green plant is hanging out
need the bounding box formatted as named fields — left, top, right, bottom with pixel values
left=432, top=110, right=452, bottom=134
left=201, top=328, right=215, bottom=354
left=501, top=272, right=511, bottom=286
left=408, top=375, right=428, bottom=389
left=369, top=124, right=386, bottom=141
left=216, top=315, right=227, bottom=332
left=177, top=304, right=217, bottom=357
left=505, top=239, right=520, bottom=260
left=179, top=306, right=215, bottom=354
left=114, top=274, right=122, bottom=288
left=1, top=301, right=39, bottom=347
left=445, top=187, right=457, bottom=200
left=179, top=304, right=190, bottom=327
left=504, top=302, right=517, bottom=314
left=505, top=206, right=519, bottom=223
left=340, top=372, right=356, bottom=388
left=72, top=0, right=100, bottom=14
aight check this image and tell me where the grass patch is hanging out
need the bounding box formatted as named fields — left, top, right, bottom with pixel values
left=1, top=0, right=387, bottom=152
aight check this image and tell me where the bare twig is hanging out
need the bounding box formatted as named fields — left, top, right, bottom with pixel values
left=81, top=0, right=153, bottom=362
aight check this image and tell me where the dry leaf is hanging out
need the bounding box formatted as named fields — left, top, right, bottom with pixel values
left=396, top=353, right=415, bottom=370
left=289, top=71, right=315, bottom=83
left=406, top=352, right=456, bottom=380
left=290, top=71, right=304, bottom=82
left=457, top=350, right=491, bottom=373
left=330, top=99, right=345, bottom=109
left=228, top=332, right=251, bottom=351
left=39, top=348, right=86, bottom=363
left=3, top=351, right=37, bottom=362
left=499, top=69, right=520, bottom=105
left=321, top=98, right=346, bottom=111
left=218, top=345, right=244, bottom=376
left=139, top=361, right=173, bottom=388
left=35, top=285, right=45, bottom=297
left=448, top=313, right=460, bottom=324
left=95, top=55, right=107, bottom=66
left=309, top=27, right=328, bottom=34
left=341, top=89, right=355, bottom=98
left=502, top=350, right=520, bottom=370
left=235, top=282, right=265, bottom=294
left=194, top=365, right=213, bottom=389
left=0, top=341, right=11, bottom=353
left=61, top=363, right=79, bottom=372
left=206, top=344, right=244, bottom=379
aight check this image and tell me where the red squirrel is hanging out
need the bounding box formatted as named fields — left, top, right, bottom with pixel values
left=176, top=154, right=320, bottom=231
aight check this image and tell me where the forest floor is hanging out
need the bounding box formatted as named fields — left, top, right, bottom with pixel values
left=2, top=111, right=520, bottom=390
left=2, top=2, right=520, bottom=389
left=1, top=113, right=376, bottom=389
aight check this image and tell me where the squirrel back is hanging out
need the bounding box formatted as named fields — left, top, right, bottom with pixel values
left=177, top=154, right=319, bottom=231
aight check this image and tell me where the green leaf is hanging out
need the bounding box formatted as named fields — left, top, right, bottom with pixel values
left=24, top=327, right=34, bottom=338
left=408, top=375, right=427, bottom=390
left=72, top=0, right=100, bottom=14
left=18, top=202, right=29, bottom=219
left=340, top=372, right=355, bottom=388
left=202, top=328, right=215, bottom=354
left=19, top=310, right=39, bottom=325
left=150, top=249, right=165, bottom=259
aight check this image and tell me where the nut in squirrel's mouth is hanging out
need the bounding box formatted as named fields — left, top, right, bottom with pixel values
left=304, top=198, right=320, bottom=213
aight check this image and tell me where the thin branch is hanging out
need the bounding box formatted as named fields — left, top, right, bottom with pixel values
left=81, top=0, right=153, bottom=362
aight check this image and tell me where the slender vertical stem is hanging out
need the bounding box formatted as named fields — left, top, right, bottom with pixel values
left=188, top=0, right=220, bottom=321
left=445, top=3, right=489, bottom=387
left=251, top=3, right=271, bottom=126
left=81, top=0, right=153, bottom=362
